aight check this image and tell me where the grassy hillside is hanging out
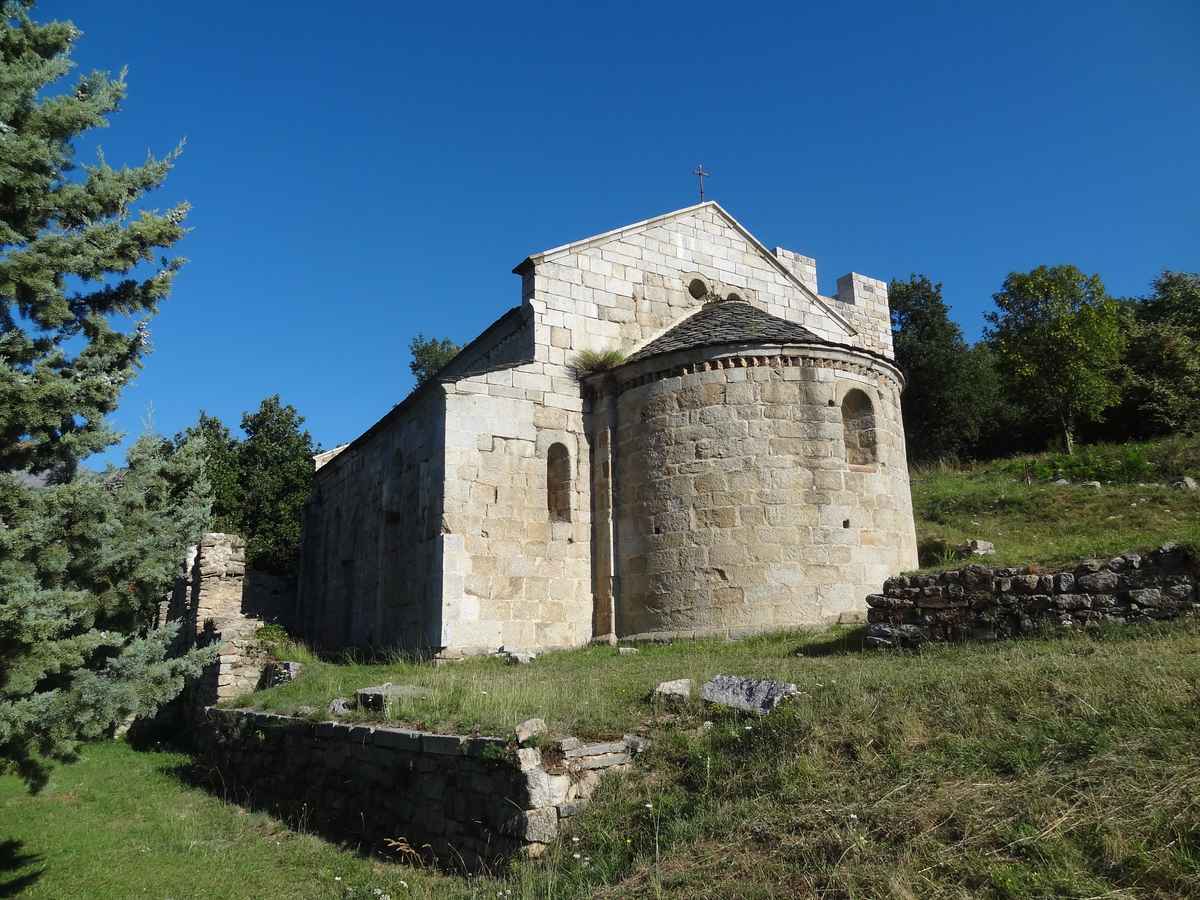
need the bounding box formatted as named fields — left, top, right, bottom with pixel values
left=911, top=475, right=1200, bottom=570
left=6, top=624, right=1200, bottom=899
left=5, top=435, right=1199, bottom=899
left=910, top=434, right=1200, bottom=569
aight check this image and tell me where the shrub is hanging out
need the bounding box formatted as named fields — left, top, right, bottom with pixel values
left=571, top=349, right=626, bottom=379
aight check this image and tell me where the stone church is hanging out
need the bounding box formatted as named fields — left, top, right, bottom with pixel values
left=295, top=202, right=918, bottom=657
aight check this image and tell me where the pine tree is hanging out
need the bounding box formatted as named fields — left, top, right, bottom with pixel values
left=1, top=1, right=214, bottom=788
left=175, top=412, right=241, bottom=531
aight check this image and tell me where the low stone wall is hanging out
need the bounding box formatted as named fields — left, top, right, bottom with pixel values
left=192, top=708, right=640, bottom=869
left=867, top=544, right=1199, bottom=647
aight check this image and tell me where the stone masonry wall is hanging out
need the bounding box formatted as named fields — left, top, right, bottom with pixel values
left=835, top=273, right=894, bottom=359
left=866, top=544, right=1199, bottom=647
left=608, top=346, right=917, bottom=639
left=296, top=388, right=447, bottom=652
left=192, top=708, right=640, bottom=870
left=439, top=385, right=593, bottom=654
left=522, top=203, right=863, bottom=363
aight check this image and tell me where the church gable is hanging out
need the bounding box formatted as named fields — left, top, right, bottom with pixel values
left=517, top=202, right=862, bottom=369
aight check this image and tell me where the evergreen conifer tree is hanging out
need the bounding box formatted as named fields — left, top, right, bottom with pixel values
left=1, top=1, right=214, bottom=788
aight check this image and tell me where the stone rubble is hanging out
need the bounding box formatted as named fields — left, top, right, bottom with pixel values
left=653, top=678, right=694, bottom=705
left=355, top=683, right=435, bottom=711
left=957, top=539, right=995, bottom=557
left=515, top=718, right=547, bottom=745
left=260, top=660, right=303, bottom=688
left=327, top=697, right=353, bottom=717
left=497, top=646, right=537, bottom=665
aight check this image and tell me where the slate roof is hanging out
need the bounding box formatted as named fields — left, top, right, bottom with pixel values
left=626, top=299, right=828, bottom=363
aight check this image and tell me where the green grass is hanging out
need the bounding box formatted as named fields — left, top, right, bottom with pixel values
left=566, top=622, right=1200, bottom=899
left=0, top=740, right=496, bottom=899
left=8, top=624, right=1200, bottom=898
left=235, top=629, right=891, bottom=740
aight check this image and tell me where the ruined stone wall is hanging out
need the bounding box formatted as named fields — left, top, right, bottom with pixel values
left=608, top=346, right=917, bottom=639
left=159, top=533, right=293, bottom=704
left=296, top=388, right=446, bottom=652
left=192, top=707, right=639, bottom=869
left=866, top=544, right=1199, bottom=647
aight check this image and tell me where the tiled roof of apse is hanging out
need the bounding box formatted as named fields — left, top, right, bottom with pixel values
left=626, top=298, right=829, bottom=363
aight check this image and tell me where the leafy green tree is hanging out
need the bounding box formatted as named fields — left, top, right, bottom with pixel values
left=985, top=266, right=1126, bottom=454
left=1117, top=323, right=1200, bottom=437
left=0, top=2, right=213, bottom=788
left=236, top=396, right=316, bottom=574
left=1103, top=271, right=1200, bottom=439
left=175, top=412, right=239, bottom=531
left=1139, top=271, right=1200, bottom=336
left=409, top=334, right=460, bottom=385
left=889, top=275, right=997, bottom=462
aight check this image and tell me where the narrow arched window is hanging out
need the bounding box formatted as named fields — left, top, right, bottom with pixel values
left=547, top=443, right=572, bottom=523
left=841, top=389, right=878, bottom=465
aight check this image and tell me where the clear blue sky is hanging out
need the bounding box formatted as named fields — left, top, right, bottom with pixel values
left=38, top=0, right=1199, bottom=465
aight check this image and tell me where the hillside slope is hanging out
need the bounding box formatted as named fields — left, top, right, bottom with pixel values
left=911, top=436, right=1200, bottom=569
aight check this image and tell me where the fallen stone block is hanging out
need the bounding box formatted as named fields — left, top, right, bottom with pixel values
left=653, top=678, right=694, bottom=705
left=355, top=683, right=434, bottom=712
left=865, top=623, right=928, bottom=649
left=572, top=751, right=631, bottom=770
left=957, top=539, right=995, bottom=557
left=623, top=734, right=651, bottom=754
left=700, top=675, right=800, bottom=716
left=497, top=646, right=536, bottom=665
left=563, top=740, right=627, bottom=758
left=516, top=717, right=546, bottom=745
left=327, top=697, right=353, bottom=717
